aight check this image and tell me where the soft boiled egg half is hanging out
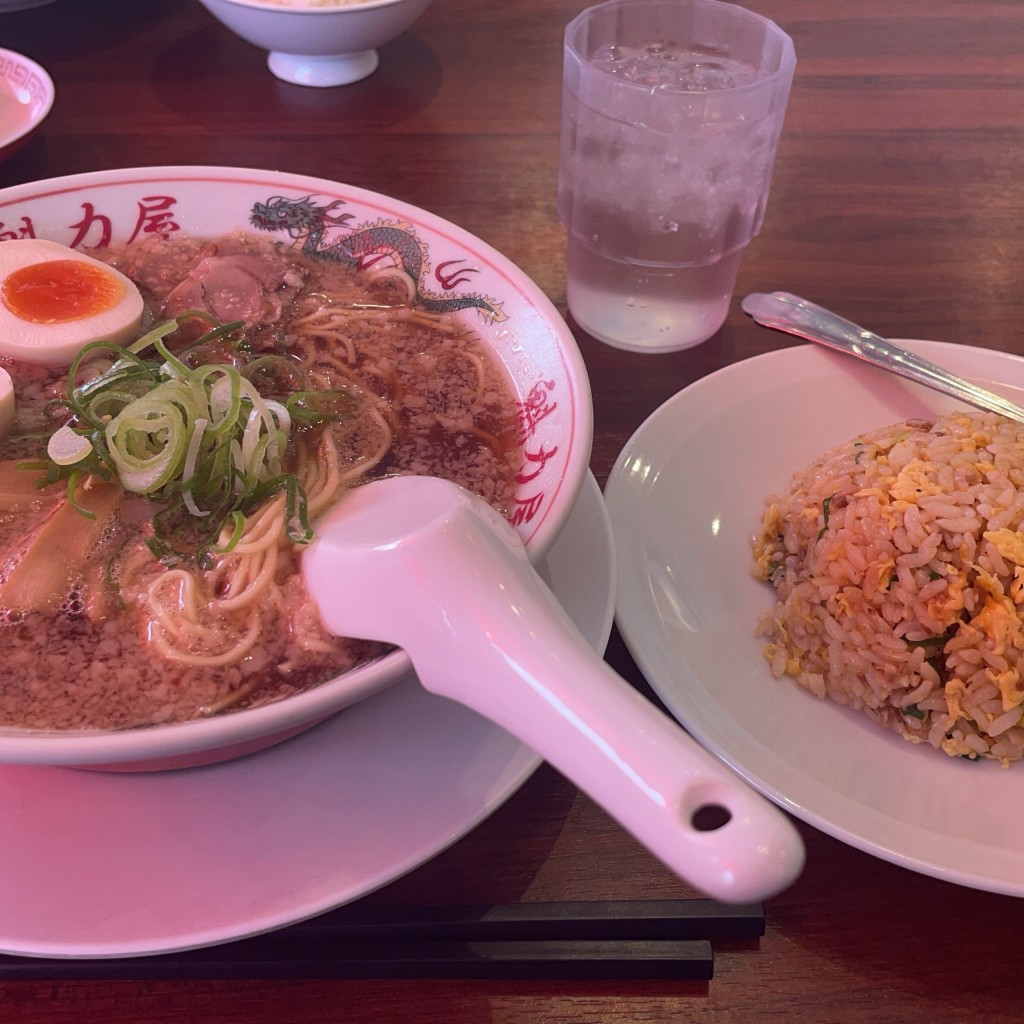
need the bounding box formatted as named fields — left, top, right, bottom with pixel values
left=0, top=238, right=144, bottom=367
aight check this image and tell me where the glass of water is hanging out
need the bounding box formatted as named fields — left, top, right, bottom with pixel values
left=558, top=0, right=796, bottom=352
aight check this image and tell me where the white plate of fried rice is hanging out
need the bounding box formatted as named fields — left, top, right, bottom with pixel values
left=605, top=339, right=1024, bottom=895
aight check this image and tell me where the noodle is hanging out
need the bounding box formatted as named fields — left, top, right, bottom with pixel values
left=146, top=569, right=262, bottom=668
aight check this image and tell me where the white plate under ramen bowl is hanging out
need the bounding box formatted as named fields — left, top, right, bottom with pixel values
left=0, top=165, right=591, bottom=771
left=0, top=48, right=54, bottom=159
left=0, top=470, right=615, bottom=958
left=605, top=339, right=1024, bottom=896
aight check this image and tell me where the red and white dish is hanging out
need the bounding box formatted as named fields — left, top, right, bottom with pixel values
left=0, top=165, right=592, bottom=770
left=0, top=48, right=54, bottom=159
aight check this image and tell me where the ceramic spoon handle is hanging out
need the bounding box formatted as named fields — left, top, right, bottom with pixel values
left=305, top=478, right=805, bottom=903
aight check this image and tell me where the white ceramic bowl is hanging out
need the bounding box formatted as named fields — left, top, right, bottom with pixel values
left=0, top=48, right=54, bottom=159
left=0, top=165, right=592, bottom=770
left=196, top=0, right=434, bottom=86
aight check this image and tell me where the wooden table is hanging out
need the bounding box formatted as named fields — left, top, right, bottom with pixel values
left=3, top=0, right=1024, bottom=1020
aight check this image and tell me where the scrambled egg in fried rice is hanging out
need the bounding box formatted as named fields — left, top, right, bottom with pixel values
left=753, top=411, right=1024, bottom=765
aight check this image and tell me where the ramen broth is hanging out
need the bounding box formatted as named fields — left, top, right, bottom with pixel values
left=0, top=234, right=523, bottom=731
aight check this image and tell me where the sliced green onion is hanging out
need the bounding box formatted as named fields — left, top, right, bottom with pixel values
left=105, top=391, right=189, bottom=494
left=907, top=635, right=948, bottom=649
left=39, top=315, right=363, bottom=564
left=127, top=319, right=186, bottom=357
left=181, top=417, right=210, bottom=518
left=817, top=494, right=834, bottom=541
left=209, top=509, right=246, bottom=555
left=47, top=425, right=93, bottom=467
left=64, top=469, right=95, bottom=520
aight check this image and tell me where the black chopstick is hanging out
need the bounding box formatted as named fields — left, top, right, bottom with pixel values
left=0, top=900, right=761, bottom=981
left=0, top=939, right=714, bottom=981
left=286, top=898, right=765, bottom=942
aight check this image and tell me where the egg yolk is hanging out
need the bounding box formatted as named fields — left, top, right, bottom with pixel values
left=0, top=259, right=125, bottom=324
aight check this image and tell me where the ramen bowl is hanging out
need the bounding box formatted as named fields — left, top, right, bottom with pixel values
left=0, top=165, right=591, bottom=770
left=196, top=0, right=434, bottom=87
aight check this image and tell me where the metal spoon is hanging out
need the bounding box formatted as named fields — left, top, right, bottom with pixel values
left=741, top=291, right=1024, bottom=426
left=302, top=474, right=805, bottom=903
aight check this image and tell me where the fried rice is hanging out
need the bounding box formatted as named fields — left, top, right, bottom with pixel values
left=753, top=411, right=1024, bottom=765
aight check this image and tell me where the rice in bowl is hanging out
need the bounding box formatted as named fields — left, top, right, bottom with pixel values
left=753, top=411, right=1024, bottom=765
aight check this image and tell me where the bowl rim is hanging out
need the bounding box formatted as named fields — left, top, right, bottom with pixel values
left=0, top=163, right=593, bottom=765
left=199, top=0, right=423, bottom=14
left=0, top=48, right=55, bottom=154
